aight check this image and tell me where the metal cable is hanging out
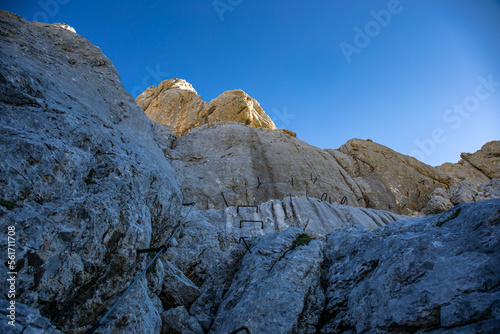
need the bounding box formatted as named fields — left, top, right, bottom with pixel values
left=84, top=174, right=428, bottom=332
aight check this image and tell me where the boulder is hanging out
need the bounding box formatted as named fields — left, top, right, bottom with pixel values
left=159, top=260, right=201, bottom=309
left=423, top=195, right=453, bottom=214
left=448, top=181, right=476, bottom=205
left=208, top=228, right=324, bottom=334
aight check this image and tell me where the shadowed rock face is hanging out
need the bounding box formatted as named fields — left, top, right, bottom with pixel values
left=318, top=199, right=500, bottom=333
left=0, top=10, right=180, bottom=332
left=136, top=79, right=276, bottom=136
left=185, top=199, right=500, bottom=333
left=2, top=8, right=499, bottom=334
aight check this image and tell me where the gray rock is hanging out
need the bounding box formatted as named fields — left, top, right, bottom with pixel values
left=318, top=199, right=500, bottom=333
left=477, top=179, right=500, bottom=201
left=0, top=299, right=61, bottom=334
left=169, top=122, right=367, bottom=211
left=209, top=228, right=324, bottom=334
left=161, top=306, right=204, bottom=334
left=97, top=278, right=162, bottom=334
left=423, top=195, right=453, bottom=214
left=160, top=260, right=201, bottom=309
left=166, top=197, right=406, bottom=331
left=448, top=181, right=476, bottom=204
left=0, top=10, right=181, bottom=332
left=460, top=141, right=500, bottom=179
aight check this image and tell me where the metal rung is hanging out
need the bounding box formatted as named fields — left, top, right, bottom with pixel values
left=239, top=220, right=264, bottom=229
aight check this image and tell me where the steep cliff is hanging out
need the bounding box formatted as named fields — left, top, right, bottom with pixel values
left=1, top=9, right=499, bottom=334
left=0, top=10, right=181, bottom=333
left=140, top=80, right=498, bottom=215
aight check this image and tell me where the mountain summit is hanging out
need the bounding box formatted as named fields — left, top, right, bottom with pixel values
left=136, top=79, right=277, bottom=136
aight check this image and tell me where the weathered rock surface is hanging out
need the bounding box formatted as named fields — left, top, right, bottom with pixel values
left=159, top=259, right=201, bottom=309
left=136, top=79, right=276, bottom=136
left=0, top=10, right=181, bottom=333
left=97, top=278, right=162, bottom=334
left=169, top=120, right=500, bottom=215
left=0, top=299, right=62, bottom=334
left=162, top=197, right=406, bottom=331
left=319, top=199, right=500, bottom=333
left=169, top=122, right=373, bottom=211
left=2, top=8, right=499, bottom=334
left=329, top=139, right=457, bottom=213
left=179, top=199, right=500, bottom=333
left=459, top=141, right=500, bottom=179
left=438, top=141, right=499, bottom=185
left=209, top=227, right=324, bottom=334
left=424, top=179, right=500, bottom=214
left=161, top=306, right=204, bottom=334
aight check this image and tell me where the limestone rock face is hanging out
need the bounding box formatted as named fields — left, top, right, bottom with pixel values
left=180, top=199, right=500, bottom=333
left=136, top=79, right=207, bottom=137
left=438, top=141, right=499, bottom=185
left=329, top=139, right=456, bottom=213
left=0, top=11, right=181, bottom=332
left=318, top=199, right=500, bottom=333
left=136, top=80, right=276, bottom=136
left=162, top=197, right=406, bottom=331
left=169, top=122, right=368, bottom=210
left=206, top=89, right=277, bottom=130
left=209, top=227, right=324, bottom=334
left=459, top=141, right=500, bottom=179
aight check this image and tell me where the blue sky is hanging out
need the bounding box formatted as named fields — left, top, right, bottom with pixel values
left=3, top=0, right=500, bottom=166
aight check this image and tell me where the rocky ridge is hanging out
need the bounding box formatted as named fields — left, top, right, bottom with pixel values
left=136, top=79, right=277, bottom=137
left=142, top=78, right=498, bottom=215
left=1, top=10, right=499, bottom=334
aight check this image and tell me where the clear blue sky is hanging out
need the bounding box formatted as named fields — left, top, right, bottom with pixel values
left=3, top=0, right=500, bottom=166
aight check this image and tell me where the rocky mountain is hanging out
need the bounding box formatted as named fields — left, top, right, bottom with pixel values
left=144, top=78, right=498, bottom=216
left=136, top=79, right=276, bottom=137
left=0, top=10, right=499, bottom=334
